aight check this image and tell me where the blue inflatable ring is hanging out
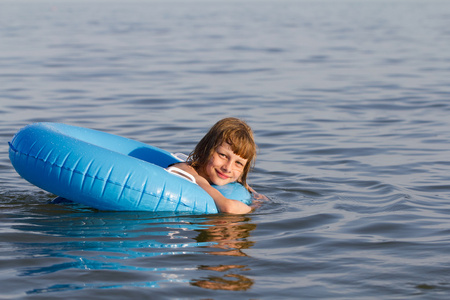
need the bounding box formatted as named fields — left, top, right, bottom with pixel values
left=9, top=123, right=251, bottom=214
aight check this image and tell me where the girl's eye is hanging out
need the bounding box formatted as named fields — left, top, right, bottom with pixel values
left=236, top=161, right=244, bottom=167
left=218, top=153, right=227, bottom=158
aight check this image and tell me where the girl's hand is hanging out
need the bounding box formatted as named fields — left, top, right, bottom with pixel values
left=249, top=186, right=269, bottom=201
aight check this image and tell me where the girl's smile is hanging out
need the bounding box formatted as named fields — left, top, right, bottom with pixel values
left=199, top=142, right=248, bottom=186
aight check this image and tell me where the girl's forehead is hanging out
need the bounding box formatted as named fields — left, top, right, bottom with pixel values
left=217, top=141, right=234, bottom=151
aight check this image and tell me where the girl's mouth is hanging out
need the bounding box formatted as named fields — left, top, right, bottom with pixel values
left=216, top=170, right=229, bottom=180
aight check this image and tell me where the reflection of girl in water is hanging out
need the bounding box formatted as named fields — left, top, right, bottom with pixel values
left=194, top=215, right=256, bottom=256
left=191, top=215, right=256, bottom=291
left=171, top=117, right=266, bottom=214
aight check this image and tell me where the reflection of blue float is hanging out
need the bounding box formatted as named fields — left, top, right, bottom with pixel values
left=9, top=123, right=251, bottom=214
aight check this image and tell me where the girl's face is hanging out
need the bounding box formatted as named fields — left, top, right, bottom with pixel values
left=200, top=142, right=248, bottom=186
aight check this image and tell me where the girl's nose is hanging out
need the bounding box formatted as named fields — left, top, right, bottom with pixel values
left=221, top=160, right=232, bottom=172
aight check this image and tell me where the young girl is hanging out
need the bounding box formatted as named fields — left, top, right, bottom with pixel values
left=172, top=117, right=263, bottom=214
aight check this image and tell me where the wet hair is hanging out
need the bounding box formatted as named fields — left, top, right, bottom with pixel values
left=188, top=117, right=257, bottom=190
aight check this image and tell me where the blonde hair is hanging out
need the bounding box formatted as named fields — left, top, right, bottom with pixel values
left=188, top=118, right=256, bottom=190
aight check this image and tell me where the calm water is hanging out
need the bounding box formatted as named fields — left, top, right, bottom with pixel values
left=1, top=0, right=450, bottom=299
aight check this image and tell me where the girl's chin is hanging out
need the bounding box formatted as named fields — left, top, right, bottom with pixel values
left=211, top=178, right=238, bottom=186
left=210, top=180, right=227, bottom=186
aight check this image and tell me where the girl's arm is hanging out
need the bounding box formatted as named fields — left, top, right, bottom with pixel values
left=172, top=163, right=252, bottom=214
left=196, top=176, right=252, bottom=214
